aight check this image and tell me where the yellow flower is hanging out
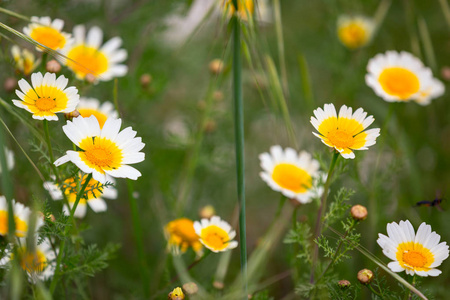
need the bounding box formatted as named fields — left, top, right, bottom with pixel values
left=165, top=218, right=203, bottom=255
left=62, top=25, right=128, bottom=82
left=194, top=216, right=238, bottom=253
left=77, top=97, right=118, bottom=128
left=366, top=51, right=444, bottom=104
left=0, top=196, right=43, bottom=238
left=13, top=72, right=80, bottom=121
left=377, top=220, right=449, bottom=277
left=311, top=104, right=380, bottom=159
left=23, top=16, right=72, bottom=51
left=11, top=46, right=40, bottom=75
left=168, top=287, right=185, bottom=300
left=222, top=0, right=254, bottom=20
left=337, top=15, right=374, bottom=49
left=259, top=146, right=323, bottom=204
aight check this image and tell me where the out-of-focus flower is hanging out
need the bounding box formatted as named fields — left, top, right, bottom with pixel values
left=168, top=287, right=185, bottom=300
left=0, top=238, right=56, bottom=282
left=13, top=72, right=80, bottom=121
left=23, top=16, right=72, bottom=51
left=0, top=147, right=14, bottom=173
left=209, top=59, right=224, bottom=75
left=140, top=74, right=152, bottom=88
left=366, top=51, right=444, bottom=104
left=4, top=77, right=18, bottom=92
left=194, top=216, right=238, bottom=253
left=44, top=173, right=117, bottom=218
left=377, top=220, right=449, bottom=277
left=337, top=15, right=375, bottom=49
left=199, top=205, right=215, bottom=219
left=45, top=59, right=61, bottom=73
left=311, top=103, right=380, bottom=159
left=259, top=146, right=323, bottom=204
left=0, top=196, right=43, bottom=238
left=182, top=282, right=198, bottom=295
left=76, top=97, right=118, bottom=128
left=54, top=116, right=145, bottom=184
left=164, top=218, right=203, bottom=256
left=11, top=45, right=40, bottom=75
left=62, top=25, right=127, bottom=82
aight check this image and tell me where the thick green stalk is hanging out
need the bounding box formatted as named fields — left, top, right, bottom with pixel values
left=127, top=180, right=150, bottom=297
left=310, top=151, right=340, bottom=283
left=231, top=2, right=247, bottom=297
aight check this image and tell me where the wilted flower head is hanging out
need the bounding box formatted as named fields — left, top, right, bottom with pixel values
left=366, top=51, right=444, bottom=105
left=13, top=72, right=80, bottom=121
left=259, top=146, right=323, bottom=204
left=337, top=15, right=375, bottom=49
left=54, top=115, right=145, bottom=184
left=23, top=16, right=72, bottom=51
left=44, top=173, right=117, bottom=218
left=164, top=218, right=203, bottom=256
left=377, top=220, right=449, bottom=277
left=311, top=103, right=380, bottom=159
left=194, top=216, right=238, bottom=253
left=62, top=25, right=128, bottom=82
left=11, top=46, right=40, bottom=76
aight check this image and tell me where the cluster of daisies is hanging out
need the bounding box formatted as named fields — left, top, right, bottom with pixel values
left=1, top=16, right=145, bottom=281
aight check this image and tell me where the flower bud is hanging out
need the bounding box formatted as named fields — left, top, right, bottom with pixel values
left=46, top=60, right=61, bottom=73
left=64, top=110, right=80, bottom=121
left=3, top=77, right=17, bottom=93
left=357, top=269, right=373, bottom=285
left=140, top=73, right=152, bottom=88
left=209, top=59, right=224, bottom=75
left=182, top=282, right=198, bottom=295
left=350, top=204, right=367, bottom=221
left=85, top=73, right=97, bottom=84
left=199, top=205, right=215, bottom=219
left=168, top=287, right=184, bottom=300
left=441, top=66, right=450, bottom=81
left=338, top=279, right=351, bottom=289
left=213, top=281, right=224, bottom=289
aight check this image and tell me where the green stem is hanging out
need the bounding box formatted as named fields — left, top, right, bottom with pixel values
left=310, top=151, right=340, bottom=283
left=127, top=180, right=150, bottom=297
left=368, top=284, right=382, bottom=297
left=231, top=2, right=247, bottom=297
left=69, top=173, right=92, bottom=217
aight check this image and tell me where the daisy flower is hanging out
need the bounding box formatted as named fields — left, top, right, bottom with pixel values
left=0, top=196, right=43, bottom=238
left=377, top=220, right=449, bottom=277
left=0, top=147, right=14, bottom=174
left=13, top=72, right=80, bottom=121
left=54, top=115, right=145, bottom=184
left=366, top=51, right=443, bottom=104
left=337, top=15, right=375, bottom=49
left=0, top=238, right=56, bottom=282
left=44, top=173, right=117, bottom=218
left=193, top=216, right=238, bottom=253
left=164, top=218, right=203, bottom=256
left=414, top=78, right=445, bottom=106
left=23, top=16, right=72, bottom=51
left=62, top=25, right=128, bottom=81
left=11, top=45, right=40, bottom=76
left=311, top=103, right=380, bottom=159
left=77, top=97, right=118, bottom=128
left=259, top=146, right=323, bottom=204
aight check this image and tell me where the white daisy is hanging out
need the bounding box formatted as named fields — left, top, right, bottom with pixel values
left=44, top=173, right=117, bottom=218
left=0, top=196, right=43, bottom=238
left=414, top=78, right=445, bottom=106
left=11, top=45, right=40, bottom=76
left=13, top=72, right=80, bottom=121
left=54, top=115, right=145, bottom=184
left=259, top=145, right=323, bottom=204
left=193, top=216, right=238, bottom=253
left=311, top=103, right=380, bottom=159
left=377, top=220, right=449, bottom=277
left=23, top=16, right=72, bottom=51
left=337, top=15, right=375, bottom=49
left=365, top=51, right=441, bottom=103
left=0, top=238, right=56, bottom=282
left=62, top=25, right=128, bottom=81
left=77, top=97, right=118, bottom=128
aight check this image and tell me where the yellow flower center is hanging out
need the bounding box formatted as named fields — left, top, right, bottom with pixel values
left=79, top=137, right=123, bottom=174
left=67, top=45, right=108, bottom=78
left=396, top=242, right=434, bottom=271
left=78, top=108, right=108, bottom=128
left=35, top=97, right=56, bottom=112
left=30, top=26, right=66, bottom=50
left=327, top=129, right=354, bottom=149
left=0, top=210, right=28, bottom=237
left=378, top=67, right=420, bottom=100
left=16, top=248, right=48, bottom=273
left=338, top=22, right=368, bottom=49
left=271, top=163, right=312, bottom=193
left=200, top=225, right=230, bottom=251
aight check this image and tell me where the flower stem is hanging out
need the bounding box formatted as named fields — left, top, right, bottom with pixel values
left=310, top=150, right=340, bottom=283
left=69, top=173, right=92, bottom=217
left=231, top=2, right=247, bottom=297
